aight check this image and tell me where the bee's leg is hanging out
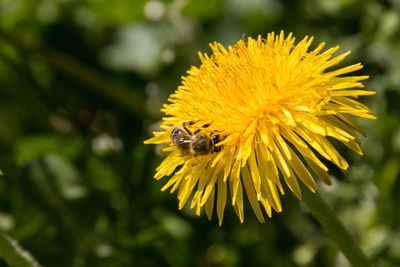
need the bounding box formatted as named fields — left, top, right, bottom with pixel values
left=188, top=121, right=215, bottom=135
left=183, top=120, right=199, bottom=127
left=183, top=120, right=199, bottom=135
left=183, top=126, right=193, bottom=135
left=194, top=122, right=212, bottom=134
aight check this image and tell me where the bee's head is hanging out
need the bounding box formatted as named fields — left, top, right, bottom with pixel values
left=212, top=134, right=223, bottom=152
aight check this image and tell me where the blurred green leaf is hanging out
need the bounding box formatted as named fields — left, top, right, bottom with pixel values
left=86, top=155, right=119, bottom=193
left=84, top=0, right=148, bottom=24
left=40, top=154, right=87, bottom=200
left=182, top=0, right=224, bottom=20
left=14, top=136, right=84, bottom=165
left=0, top=231, right=41, bottom=267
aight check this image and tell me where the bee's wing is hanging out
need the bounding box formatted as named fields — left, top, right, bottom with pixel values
left=170, top=135, right=192, bottom=157
left=175, top=135, right=192, bottom=143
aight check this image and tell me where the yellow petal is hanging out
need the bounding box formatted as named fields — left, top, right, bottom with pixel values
left=241, top=165, right=265, bottom=223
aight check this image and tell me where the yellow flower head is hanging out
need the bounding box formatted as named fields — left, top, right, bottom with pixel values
left=145, top=31, right=375, bottom=226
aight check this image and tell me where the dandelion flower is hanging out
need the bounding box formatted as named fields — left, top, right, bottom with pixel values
left=145, top=31, right=375, bottom=226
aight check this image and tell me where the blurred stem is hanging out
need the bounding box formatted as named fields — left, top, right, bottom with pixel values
left=0, top=231, right=41, bottom=267
left=37, top=157, right=81, bottom=235
left=301, top=184, right=373, bottom=267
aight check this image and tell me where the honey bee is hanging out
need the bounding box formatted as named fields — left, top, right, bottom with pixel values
left=170, top=121, right=224, bottom=156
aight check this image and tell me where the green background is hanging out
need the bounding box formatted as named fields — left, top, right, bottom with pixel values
left=0, top=0, right=398, bottom=266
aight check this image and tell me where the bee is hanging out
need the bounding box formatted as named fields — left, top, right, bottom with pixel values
left=170, top=121, right=224, bottom=156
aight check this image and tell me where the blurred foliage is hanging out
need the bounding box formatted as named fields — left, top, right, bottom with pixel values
left=0, top=0, right=399, bottom=266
